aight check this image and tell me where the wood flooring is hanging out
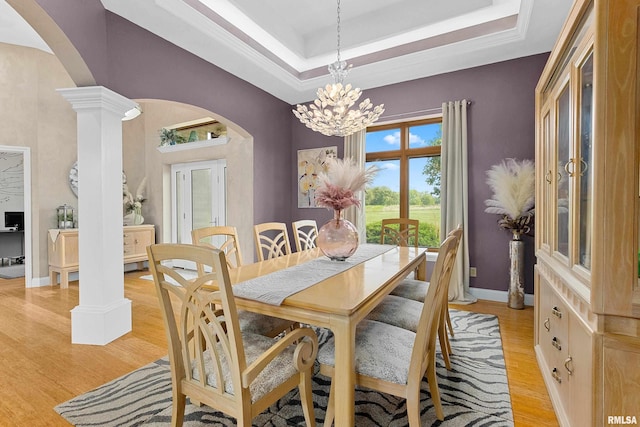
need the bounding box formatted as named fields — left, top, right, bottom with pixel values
left=0, top=273, right=558, bottom=426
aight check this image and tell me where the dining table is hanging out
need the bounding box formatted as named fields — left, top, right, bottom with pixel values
left=225, top=244, right=428, bottom=427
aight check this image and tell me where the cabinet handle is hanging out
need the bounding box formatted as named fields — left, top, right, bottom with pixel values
left=552, top=337, right=562, bottom=351
left=545, top=171, right=552, bottom=184
left=544, top=318, right=550, bottom=332
left=552, top=306, right=562, bottom=318
left=579, top=158, right=588, bottom=177
left=564, top=356, right=573, bottom=375
left=134, top=239, right=138, bottom=244
left=564, top=158, right=575, bottom=177
left=552, top=367, right=562, bottom=383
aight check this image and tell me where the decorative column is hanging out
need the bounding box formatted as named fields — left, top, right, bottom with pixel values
left=57, top=86, right=137, bottom=345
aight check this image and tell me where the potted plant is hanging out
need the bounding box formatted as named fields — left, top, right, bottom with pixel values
left=158, top=128, right=186, bottom=146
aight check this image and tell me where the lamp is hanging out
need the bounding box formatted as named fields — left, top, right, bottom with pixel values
left=122, top=105, right=142, bottom=121
left=293, top=0, right=384, bottom=137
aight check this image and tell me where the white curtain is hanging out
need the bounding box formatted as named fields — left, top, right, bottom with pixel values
left=441, top=100, right=476, bottom=303
left=344, top=130, right=367, bottom=242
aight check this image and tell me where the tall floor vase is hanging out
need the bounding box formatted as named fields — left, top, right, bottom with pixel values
left=508, top=236, right=525, bottom=309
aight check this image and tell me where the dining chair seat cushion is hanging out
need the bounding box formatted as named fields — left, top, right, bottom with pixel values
left=366, top=295, right=422, bottom=332
left=193, top=331, right=301, bottom=403
left=389, top=278, right=429, bottom=302
left=237, top=311, right=294, bottom=337
left=317, top=319, right=415, bottom=385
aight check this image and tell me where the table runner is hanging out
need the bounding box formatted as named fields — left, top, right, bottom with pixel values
left=232, top=244, right=395, bottom=305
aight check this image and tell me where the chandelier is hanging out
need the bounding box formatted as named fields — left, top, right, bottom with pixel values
left=293, top=0, right=384, bottom=137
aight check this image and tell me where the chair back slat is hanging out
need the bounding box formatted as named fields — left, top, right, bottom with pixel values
left=380, top=218, right=419, bottom=248
left=292, top=220, right=318, bottom=251
left=253, top=222, right=292, bottom=261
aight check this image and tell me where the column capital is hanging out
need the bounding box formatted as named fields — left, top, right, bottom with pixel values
left=57, top=86, right=137, bottom=118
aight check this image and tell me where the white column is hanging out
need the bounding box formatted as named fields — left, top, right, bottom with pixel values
left=58, top=86, right=137, bottom=345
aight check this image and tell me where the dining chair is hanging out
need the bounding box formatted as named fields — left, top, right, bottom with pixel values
left=292, top=220, right=318, bottom=252
left=191, top=226, right=244, bottom=273
left=191, top=225, right=297, bottom=338
left=368, top=227, right=462, bottom=370
left=253, top=222, right=292, bottom=261
left=380, top=218, right=419, bottom=248
left=318, top=234, right=459, bottom=426
left=386, top=225, right=463, bottom=369
left=147, top=243, right=318, bottom=427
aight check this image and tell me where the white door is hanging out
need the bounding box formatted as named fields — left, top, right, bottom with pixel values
left=171, top=160, right=226, bottom=268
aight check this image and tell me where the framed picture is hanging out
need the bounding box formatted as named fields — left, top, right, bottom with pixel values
left=297, top=146, right=337, bottom=208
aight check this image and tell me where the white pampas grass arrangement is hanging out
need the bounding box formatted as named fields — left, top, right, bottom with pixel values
left=484, top=158, right=535, bottom=233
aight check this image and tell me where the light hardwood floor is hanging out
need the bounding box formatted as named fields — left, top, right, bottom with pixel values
left=0, top=273, right=558, bottom=426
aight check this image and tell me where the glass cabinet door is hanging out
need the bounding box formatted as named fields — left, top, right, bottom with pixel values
left=556, top=84, right=571, bottom=258
left=577, top=52, right=594, bottom=270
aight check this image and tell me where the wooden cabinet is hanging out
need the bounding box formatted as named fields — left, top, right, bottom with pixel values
left=122, top=226, right=155, bottom=264
left=535, top=0, right=640, bottom=425
left=536, top=274, right=594, bottom=426
left=48, top=225, right=155, bottom=288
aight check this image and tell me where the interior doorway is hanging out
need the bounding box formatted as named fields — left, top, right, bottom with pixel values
left=0, top=146, right=32, bottom=286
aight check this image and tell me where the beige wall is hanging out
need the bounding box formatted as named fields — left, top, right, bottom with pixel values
left=127, top=100, right=254, bottom=261
left=0, top=42, right=77, bottom=280
left=1, top=43, right=255, bottom=282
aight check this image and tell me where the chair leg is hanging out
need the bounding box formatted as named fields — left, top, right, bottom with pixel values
left=323, top=379, right=336, bottom=427
left=299, top=369, right=316, bottom=427
left=426, top=360, right=444, bottom=421
left=406, top=395, right=422, bottom=427
left=438, top=322, right=452, bottom=371
left=171, top=391, right=186, bottom=427
left=446, top=308, right=454, bottom=337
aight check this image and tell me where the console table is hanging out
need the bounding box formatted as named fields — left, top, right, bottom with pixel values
left=48, top=224, right=155, bottom=288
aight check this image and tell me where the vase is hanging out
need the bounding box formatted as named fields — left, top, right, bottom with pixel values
left=317, top=210, right=359, bottom=261
left=508, top=234, right=525, bottom=309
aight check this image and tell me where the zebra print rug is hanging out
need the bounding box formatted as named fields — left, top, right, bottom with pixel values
left=55, top=309, right=513, bottom=426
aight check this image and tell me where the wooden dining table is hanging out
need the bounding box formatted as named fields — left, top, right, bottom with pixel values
left=226, top=245, right=427, bottom=427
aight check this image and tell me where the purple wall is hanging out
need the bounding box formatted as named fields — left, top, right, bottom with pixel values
left=37, top=0, right=546, bottom=294
left=291, top=54, right=548, bottom=294
left=36, top=0, right=293, bottom=227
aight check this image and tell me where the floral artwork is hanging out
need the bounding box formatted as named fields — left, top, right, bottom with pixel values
left=297, top=146, right=337, bottom=208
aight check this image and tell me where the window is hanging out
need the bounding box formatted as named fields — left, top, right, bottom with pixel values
left=365, top=118, right=442, bottom=247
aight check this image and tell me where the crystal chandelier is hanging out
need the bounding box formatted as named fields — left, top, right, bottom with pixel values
left=293, top=0, right=384, bottom=137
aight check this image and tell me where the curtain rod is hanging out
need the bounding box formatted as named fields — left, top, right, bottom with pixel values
left=378, top=100, right=472, bottom=121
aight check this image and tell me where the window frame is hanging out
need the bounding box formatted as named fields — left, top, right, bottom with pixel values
left=365, top=117, right=442, bottom=219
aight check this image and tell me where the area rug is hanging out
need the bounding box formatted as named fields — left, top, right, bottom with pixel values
left=55, top=309, right=513, bottom=426
left=0, top=264, right=25, bottom=279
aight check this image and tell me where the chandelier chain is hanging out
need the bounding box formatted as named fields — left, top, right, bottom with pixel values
left=336, top=0, right=341, bottom=63
left=292, top=0, right=385, bottom=137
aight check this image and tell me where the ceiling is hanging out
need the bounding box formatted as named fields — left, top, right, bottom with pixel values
left=2, top=0, right=574, bottom=104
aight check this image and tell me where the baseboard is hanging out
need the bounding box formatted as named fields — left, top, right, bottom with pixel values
left=468, top=287, right=534, bottom=306
left=29, top=263, right=146, bottom=288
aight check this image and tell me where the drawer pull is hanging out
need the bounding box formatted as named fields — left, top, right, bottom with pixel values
left=134, top=239, right=139, bottom=244
left=552, top=367, right=562, bottom=383
left=552, top=306, right=562, bottom=319
left=564, top=356, right=573, bottom=375
left=552, top=337, right=562, bottom=351
left=544, top=318, right=550, bottom=332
